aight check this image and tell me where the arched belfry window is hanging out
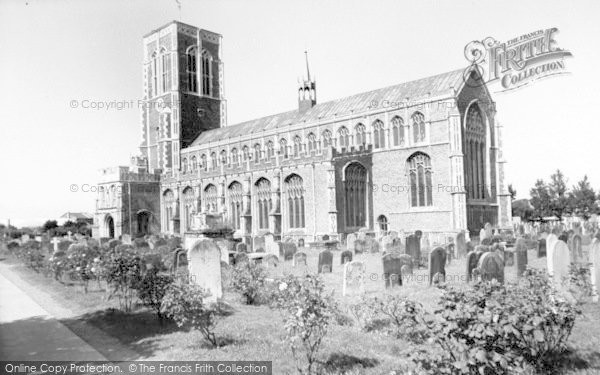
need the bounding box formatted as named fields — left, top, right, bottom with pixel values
left=355, top=123, right=367, bottom=146
left=407, top=152, right=433, bottom=207
left=242, top=146, right=250, bottom=161
left=344, top=162, right=367, bottom=228
left=210, top=152, right=217, bottom=169
left=182, top=186, right=195, bottom=230
left=391, top=116, right=404, bottom=146
left=373, top=120, right=385, bottom=149
left=204, top=184, right=218, bottom=212
left=191, top=155, right=197, bottom=171
left=255, top=178, right=272, bottom=230
left=228, top=181, right=243, bottom=230
left=465, top=103, right=487, bottom=200
left=186, top=47, right=198, bottom=93
left=412, top=112, right=426, bottom=143
left=220, top=150, right=227, bottom=166
left=150, top=51, right=158, bottom=97
left=338, top=127, right=349, bottom=148
left=201, top=49, right=213, bottom=96
left=160, top=48, right=171, bottom=93
left=285, top=174, right=305, bottom=229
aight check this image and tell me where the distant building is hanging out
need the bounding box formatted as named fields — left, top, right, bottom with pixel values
left=59, top=212, right=93, bottom=225
left=93, top=20, right=512, bottom=243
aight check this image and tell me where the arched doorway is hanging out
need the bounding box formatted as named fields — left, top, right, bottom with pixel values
left=137, top=211, right=151, bottom=236
left=105, top=215, right=115, bottom=238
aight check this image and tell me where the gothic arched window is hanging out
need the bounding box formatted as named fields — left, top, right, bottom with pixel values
left=338, top=127, right=349, bottom=148
left=228, top=181, right=243, bottom=230
left=191, top=155, right=197, bottom=171
left=285, top=174, right=305, bottom=229
left=391, top=116, right=404, bottom=146
left=465, top=103, right=486, bottom=200
left=182, top=158, right=188, bottom=174
left=253, top=143, right=261, bottom=164
left=355, top=123, right=367, bottom=146
left=266, top=141, right=274, bottom=159
left=201, top=49, right=213, bottom=96
left=231, top=148, right=239, bottom=166
left=186, top=47, right=197, bottom=93
left=242, top=145, right=250, bottom=161
left=280, top=138, right=289, bottom=159
left=255, top=178, right=272, bottom=230
left=372, top=120, right=385, bottom=149
left=322, top=129, right=332, bottom=148
left=204, top=184, right=218, bottom=212
left=344, top=162, right=367, bottom=228
left=377, top=215, right=388, bottom=232
left=160, top=48, right=171, bottom=93
left=182, top=186, right=195, bottom=230
left=210, top=152, right=217, bottom=169
left=150, top=51, right=158, bottom=97
left=200, top=154, right=207, bottom=171
left=220, top=150, right=227, bottom=166
left=163, top=189, right=175, bottom=232
left=293, top=136, right=302, bottom=157
left=307, top=132, right=318, bottom=153
left=412, top=112, right=426, bottom=144
left=407, top=152, right=433, bottom=207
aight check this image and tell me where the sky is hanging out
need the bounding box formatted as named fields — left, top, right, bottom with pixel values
left=0, top=0, right=599, bottom=227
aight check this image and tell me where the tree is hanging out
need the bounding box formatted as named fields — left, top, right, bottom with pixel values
left=568, top=175, right=598, bottom=220
left=512, top=199, right=534, bottom=221
left=548, top=170, right=569, bottom=220
left=508, top=184, right=517, bottom=201
left=42, top=220, right=59, bottom=232
left=529, top=180, right=552, bottom=220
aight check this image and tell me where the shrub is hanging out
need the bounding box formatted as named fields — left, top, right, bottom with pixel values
left=567, top=263, right=592, bottom=304
left=19, top=241, right=46, bottom=272
left=411, top=269, right=580, bottom=374
left=160, top=283, right=219, bottom=347
left=273, top=274, right=337, bottom=375
left=65, top=244, right=101, bottom=293
left=100, top=247, right=142, bottom=311
left=137, top=269, right=174, bottom=320
left=231, top=261, right=268, bottom=304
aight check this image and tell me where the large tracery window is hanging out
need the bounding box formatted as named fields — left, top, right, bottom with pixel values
left=182, top=187, right=195, bottom=230
left=160, top=48, right=171, bottom=93
left=391, top=116, right=405, bottom=146
left=186, top=47, right=197, bottom=93
left=255, top=178, right=272, bottom=230
left=163, top=189, right=175, bottom=232
left=412, top=112, right=426, bottom=143
left=344, top=162, right=367, bottom=228
left=285, top=174, right=305, bottom=229
left=210, top=152, right=217, bottom=169
left=201, top=49, right=213, bottom=96
left=373, top=120, right=385, bottom=149
left=228, top=181, right=243, bottom=230
left=266, top=141, right=275, bottom=159
left=307, top=132, right=318, bottom=153
left=293, top=136, right=302, bottom=157
left=280, top=138, right=289, bottom=159
left=253, top=143, right=261, bottom=164
left=407, top=152, right=433, bottom=207
left=465, top=103, right=487, bottom=200
left=242, top=146, right=250, bottom=161
left=204, top=184, right=218, bottom=213
left=200, top=154, right=207, bottom=171
left=355, top=123, right=367, bottom=146
left=231, top=148, right=239, bottom=166
left=338, top=127, right=349, bottom=148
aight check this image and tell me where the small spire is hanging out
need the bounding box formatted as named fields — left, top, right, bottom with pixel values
left=304, top=50, right=311, bottom=82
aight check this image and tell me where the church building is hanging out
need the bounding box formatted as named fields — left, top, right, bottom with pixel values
left=92, top=20, right=512, bottom=245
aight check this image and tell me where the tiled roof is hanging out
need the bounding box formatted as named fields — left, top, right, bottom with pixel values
left=60, top=212, right=93, bottom=219
left=190, top=68, right=465, bottom=146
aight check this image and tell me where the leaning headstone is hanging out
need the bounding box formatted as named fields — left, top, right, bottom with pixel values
left=340, top=250, right=353, bottom=264
left=515, top=239, right=528, bottom=277
left=406, top=234, right=421, bottom=266
left=552, top=240, right=570, bottom=284
left=456, top=231, right=467, bottom=258
left=297, top=238, right=305, bottom=248
left=318, top=250, right=333, bottom=273
left=537, top=239, right=547, bottom=258
left=546, top=233, right=559, bottom=275
left=478, top=252, right=505, bottom=283
left=382, top=253, right=402, bottom=288
left=346, top=233, right=357, bottom=252
left=282, top=242, right=297, bottom=261
left=466, top=251, right=481, bottom=282
left=236, top=242, right=247, bottom=253
left=342, top=261, right=366, bottom=296
left=188, top=239, right=222, bottom=303
left=479, top=228, right=487, bottom=242
left=428, top=247, right=446, bottom=285
left=590, top=240, right=600, bottom=302
left=398, top=254, right=413, bottom=275
left=293, top=251, right=307, bottom=267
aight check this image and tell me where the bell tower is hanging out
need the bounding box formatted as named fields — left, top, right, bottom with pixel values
left=298, top=51, right=316, bottom=112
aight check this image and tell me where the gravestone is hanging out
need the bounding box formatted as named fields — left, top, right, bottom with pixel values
left=382, top=253, right=402, bottom=288
left=571, top=234, right=583, bottom=263
left=214, top=239, right=232, bottom=265
left=537, top=239, right=547, bottom=258
left=121, top=234, right=132, bottom=245
left=478, top=252, right=504, bottom=283
left=591, top=240, right=600, bottom=302
left=428, top=247, right=446, bottom=285
left=51, top=237, right=60, bottom=252
left=546, top=233, right=559, bottom=275
left=504, top=249, right=515, bottom=266
left=388, top=230, right=399, bottom=239
left=236, top=242, right=247, bottom=253
left=406, top=234, right=421, bottom=266
left=381, top=235, right=394, bottom=252
left=354, top=239, right=367, bottom=255
left=551, top=240, right=570, bottom=284
left=400, top=265, right=411, bottom=279
left=466, top=251, right=481, bottom=282
left=479, top=228, right=487, bottom=241
left=188, top=239, right=222, bottom=303
left=342, top=261, right=366, bottom=296
left=318, top=250, right=333, bottom=273
left=346, top=233, right=357, bottom=252
left=293, top=251, right=307, bottom=267
left=456, top=231, right=467, bottom=258
left=515, top=239, right=528, bottom=277
left=264, top=234, right=277, bottom=256
left=282, top=242, right=297, bottom=261
left=340, top=250, right=353, bottom=264
left=365, top=237, right=380, bottom=253
left=297, top=238, right=305, bottom=248
left=398, top=254, right=413, bottom=275
left=234, top=252, right=248, bottom=265
left=263, top=254, right=279, bottom=268
left=446, top=243, right=455, bottom=265
left=484, top=223, right=493, bottom=239
left=254, top=235, right=267, bottom=253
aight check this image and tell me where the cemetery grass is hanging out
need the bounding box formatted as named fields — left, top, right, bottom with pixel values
left=3, top=249, right=600, bottom=374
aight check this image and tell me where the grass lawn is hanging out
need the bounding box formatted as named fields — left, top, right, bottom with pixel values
left=2, top=246, right=600, bottom=374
